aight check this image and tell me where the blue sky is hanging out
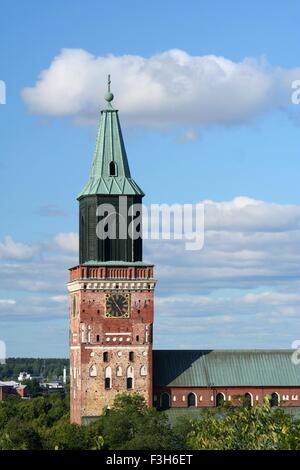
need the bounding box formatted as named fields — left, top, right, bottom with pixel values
left=0, top=0, right=300, bottom=357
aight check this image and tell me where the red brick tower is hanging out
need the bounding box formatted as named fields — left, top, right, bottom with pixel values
left=68, top=78, right=155, bottom=424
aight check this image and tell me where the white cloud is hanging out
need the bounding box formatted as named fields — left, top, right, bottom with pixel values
left=154, top=288, right=300, bottom=349
left=1, top=197, right=300, bottom=349
left=0, top=299, right=17, bottom=314
left=22, top=48, right=300, bottom=127
left=0, top=236, right=37, bottom=260
left=0, top=299, right=16, bottom=305
left=54, top=232, right=78, bottom=253
left=243, top=291, right=300, bottom=305
left=50, top=295, right=68, bottom=304
left=203, top=196, right=300, bottom=232
left=146, top=197, right=300, bottom=271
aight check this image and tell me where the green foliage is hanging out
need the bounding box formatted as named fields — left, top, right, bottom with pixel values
left=0, top=392, right=103, bottom=450
left=43, top=416, right=89, bottom=450
left=89, top=393, right=177, bottom=450
left=187, top=397, right=300, bottom=450
left=0, top=391, right=299, bottom=450
left=0, top=393, right=70, bottom=449
left=2, top=418, right=42, bottom=450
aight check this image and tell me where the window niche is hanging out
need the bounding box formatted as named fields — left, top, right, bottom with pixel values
left=89, top=365, right=97, bottom=377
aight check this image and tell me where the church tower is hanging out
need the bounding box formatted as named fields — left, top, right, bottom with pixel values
left=68, top=78, right=155, bottom=424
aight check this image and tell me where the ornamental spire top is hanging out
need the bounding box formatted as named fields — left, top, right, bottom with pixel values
left=104, top=74, right=114, bottom=108
left=77, top=76, right=144, bottom=198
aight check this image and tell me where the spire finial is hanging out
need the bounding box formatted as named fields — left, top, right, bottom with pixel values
left=105, top=74, right=114, bottom=104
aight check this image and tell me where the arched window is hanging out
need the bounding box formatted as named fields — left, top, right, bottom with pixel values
left=89, top=364, right=97, bottom=377
left=216, top=392, right=225, bottom=407
left=126, top=377, right=133, bottom=389
left=270, top=392, right=279, bottom=407
left=244, top=392, right=253, bottom=407
left=116, top=366, right=122, bottom=377
left=109, top=161, right=117, bottom=176
left=160, top=393, right=170, bottom=410
left=187, top=392, right=196, bottom=407
left=105, top=366, right=112, bottom=389
left=140, top=365, right=147, bottom=376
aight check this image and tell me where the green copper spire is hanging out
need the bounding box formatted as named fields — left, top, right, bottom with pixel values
left=78, top=76, right=144, bottom=198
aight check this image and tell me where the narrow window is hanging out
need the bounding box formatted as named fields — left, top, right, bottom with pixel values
left=105, top=366, right=112, bottom=389
left=103, top=352, right=109, bottom=362
left=109, top=161, right=117, bottom=176
left=72, top=295, right=77, bottom=318
left=96, top=335, right=100, bottom=343
left=129, top=351, right=135, bottom=362
left=126, top=366, right=134, bottom=389
left=136, top=335, right=139, bottom=342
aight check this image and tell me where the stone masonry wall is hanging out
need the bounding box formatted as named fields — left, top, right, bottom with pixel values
left=69, top=264, right=155, bottom=424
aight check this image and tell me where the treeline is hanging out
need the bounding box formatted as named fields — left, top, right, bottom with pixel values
left=0, top=358, right=69, bottom=381
left=0, top=393, right=300, bottom=450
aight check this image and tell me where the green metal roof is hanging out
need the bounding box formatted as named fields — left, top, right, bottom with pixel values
left=153, top=350, right=300, bottom=387
left=78, top=80, right=144, bottom=198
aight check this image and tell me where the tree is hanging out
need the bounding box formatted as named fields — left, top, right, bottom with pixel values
left=1, top=390, right=300, bottom=450
left=91, top=393, right=176, bottom=450
left=186, top=397, right=300, bottom=450
left=43, top=416, right=89, bottom=450
left=1, top=417, right=42, bottom=450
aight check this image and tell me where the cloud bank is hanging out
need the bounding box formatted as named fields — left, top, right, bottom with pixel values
left=1, top=197, right=300, bottom=351
left=22, top=49, right=300, bottom=127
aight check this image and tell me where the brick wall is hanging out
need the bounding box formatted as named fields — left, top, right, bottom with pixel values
left=154, top=386, right=300, bottom=408
left=69, top=264, right=155, bottom=424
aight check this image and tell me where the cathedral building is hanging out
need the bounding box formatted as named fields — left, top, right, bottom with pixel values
left=68, top=80, right=300, bottom=424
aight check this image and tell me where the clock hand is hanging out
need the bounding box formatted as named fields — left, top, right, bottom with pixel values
left=112, top=297, right=122, bottom=315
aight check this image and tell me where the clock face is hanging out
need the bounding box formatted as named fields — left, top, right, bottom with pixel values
left=105, top=293, right=130, bottom=318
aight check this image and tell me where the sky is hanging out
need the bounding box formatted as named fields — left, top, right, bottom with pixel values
left=0, top=0, right=300, bottom=357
